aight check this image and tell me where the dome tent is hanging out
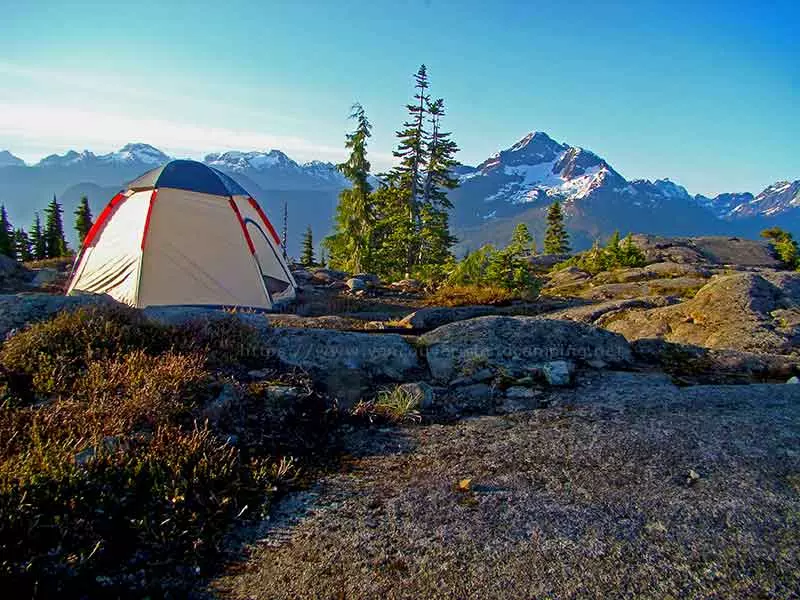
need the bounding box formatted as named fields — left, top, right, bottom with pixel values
left=67, top=160, right=296, bottom=309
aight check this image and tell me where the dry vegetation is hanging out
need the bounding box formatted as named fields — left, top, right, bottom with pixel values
left=0, top=305, right=333, bottom=597
left=424, top=284, right=530, bottom=307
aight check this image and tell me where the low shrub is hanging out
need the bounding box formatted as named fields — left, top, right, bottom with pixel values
left=425, top=284, right=524, bottom=307
left=0, top=305, right=169, bottom=402
left=555, top=231, right=646, bottom=275
left=0, top=305, right=315, bottom=596
left=352, top=385, right=422, bottom=424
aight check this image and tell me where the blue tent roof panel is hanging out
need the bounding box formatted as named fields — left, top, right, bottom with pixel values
left=126, top=160, right=249, bottom=197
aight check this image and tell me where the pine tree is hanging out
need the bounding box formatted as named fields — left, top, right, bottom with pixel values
left=325, top=103, right=375, bottom=273
left=390, top=64, right=430, bottom=226
left=416, top=97, right=459, bottom=271
left=300, top=225, right=315, bottom=267
left=13, top=228, right=32, bottom=262
left=510, top=223, right=534, bottom=254
left=0, top=206, right=13, bottom=257
left=30, top=213, right=46, bottom=260
left=74, top=195, right=94, bottom=243
left=543, top=201, right=570, bottom=255
left=44, top=195, right=68, bottom=258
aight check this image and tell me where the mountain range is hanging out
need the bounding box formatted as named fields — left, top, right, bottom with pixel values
left=0, top=135, right=797, bottom=257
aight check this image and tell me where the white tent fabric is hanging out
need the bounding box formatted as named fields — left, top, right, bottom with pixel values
left=67, top=161, right=296, bottom=310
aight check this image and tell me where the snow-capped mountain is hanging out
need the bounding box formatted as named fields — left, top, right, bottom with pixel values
left=35, top=144, right=171, bottom=168
left=0, top=150, right=25, bottom=168
left=204, top=149, right=347, bottom=190
left=707, top=180, right=800, bottom=219
left=457, top=132, right=625, bottom=208
left=449, top=131, right=798, bottom=251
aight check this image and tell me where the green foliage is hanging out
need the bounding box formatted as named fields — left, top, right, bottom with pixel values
left=443, top=221, right=540, bottom=299
left=30, top=212, right=46, bottom=261
left=74, top=195, right=93, bottom=244
left=425, top=284, right=521, bottom=307
left=555, top=232, right=646, bottom=274
left=0, top=206, right=12, bottom=258
left=13, top=228, right=32, bottom=262
left=761, top=227, right=799, bottom=270
left=44, top=196, right=68, bottom=258
left=300, top=225, right=315, bottom=268
left=325, top=103, right=375, bottom=274
left=544, top=201, right=570, bottom=255
left=352, top=385, right=422, bottom=424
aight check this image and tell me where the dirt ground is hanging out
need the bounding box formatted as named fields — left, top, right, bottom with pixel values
left=210, top=371, right=800, bottom=599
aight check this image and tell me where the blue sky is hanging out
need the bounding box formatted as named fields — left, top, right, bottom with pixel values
left=0, top=0, right=797, bottom=196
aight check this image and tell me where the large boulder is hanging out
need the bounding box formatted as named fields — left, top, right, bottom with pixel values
left=420, top=316, right=633, bottom=382
left=631, top=235, right=782, bottom=267
left=631, top=338, right=800, bottom=383
left=546, top=296, right=677, bottom=324
left=262, top=328, right=421, bottom=405
left=605, top=272, right=800, bottom=355
left=400, top=305, right=505, bottom=330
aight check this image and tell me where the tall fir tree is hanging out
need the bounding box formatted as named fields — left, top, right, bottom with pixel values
left=416, top=97, right=459, bottom=269
left=300, top=225, right=315, bottom=267
left=0, top=206, right=13, bottom=257
left=325, top=103, right=375, bottom=273
left=13, top=228, right=32, bottom=262
left=74, top=195, right=94, bottom=243
left=44, top=195, right=68, bottom=258
left=30, top=212, right=46, bottom=260
left=543, top=201, right=570, bottom=255
left=390, top=64, right=430, bottom=226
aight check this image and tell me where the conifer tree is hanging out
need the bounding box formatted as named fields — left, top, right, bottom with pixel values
left=44, top=195, right=68, bottom=258
left=300, top=225, right=315, bottom=267
left=74, top=195, right=93, bottom=243
left=510, top=222, right=534, bottom=254
left=543, top=200, right=570, bottom=255
left=325, top=103, right=375, bottom=273
left=13, top=228, right=32, bottom=262
left=0, top=206, right=13, bottom=257
left=30, top=213, right=46, bottom=260
left=390, top=64, right=430, bottom=225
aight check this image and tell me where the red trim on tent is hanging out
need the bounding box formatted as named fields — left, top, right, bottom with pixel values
left=229, top=198, right=256, bottom=254
left=82, top=192, right=126, bottom=248
left=247, top=197, right=281, bottom=246
left=140, top=190, right=159, bottom=251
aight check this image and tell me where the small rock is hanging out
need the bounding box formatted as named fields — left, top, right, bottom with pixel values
left=75, top=446, right=96, bottom=466
left=542, top=360, right=574, bottom=386
left=248, top=369, right=270, bottom=379
left=363, top=321, right=387, bottom=330
left=390, top=278, right=423, bottom=293
left=449, top=368, right=494, bottom=388
left=203, top=383, right=239, bottom=423
left=264, top=385, right=302, bottom=402
left=686, top=469, right=701, bottom=485
left=586, top=359, right=608, bottom=369
left=346, top=278, right=368, bottom=292
left=397, top=382, right=435, bottom=409
left=352, top=273, right=380, bottom=288
left=787, top=376, right=799, bottom=384
left=32, top=268, right=61, bottom=286
left=505, top=386, right=541, bottom=399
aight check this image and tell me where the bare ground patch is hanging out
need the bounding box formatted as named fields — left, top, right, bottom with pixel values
left=211, top=373, right=800, bottom=599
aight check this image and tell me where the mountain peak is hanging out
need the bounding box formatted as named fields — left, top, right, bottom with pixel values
left=0, top=150, right=25, bottom=168
left=105, top=143, right=170, bottom=165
